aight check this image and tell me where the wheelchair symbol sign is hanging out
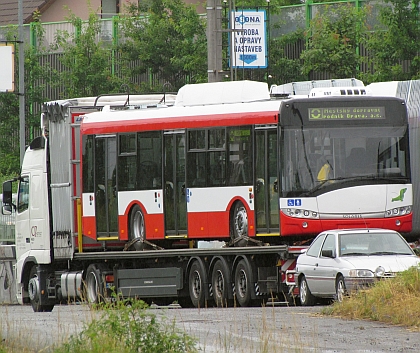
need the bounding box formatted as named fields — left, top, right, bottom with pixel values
left=287, top=199, right=301, bottom=206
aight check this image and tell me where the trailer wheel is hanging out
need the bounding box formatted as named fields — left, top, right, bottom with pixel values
left=188, top=261, right=206, bottom=308
left=211, top=260, right=232, bottom=307
left=299, top=276, right=315, bottom=306
left=234, top=259, right=252, bottom=307
left=85, top=264, right=105, bottom=304
left=231, top=201, right=248, bottom=247
left=129, top=205, right=146, bottom=251
left=28, top=266, right=54, bottom=312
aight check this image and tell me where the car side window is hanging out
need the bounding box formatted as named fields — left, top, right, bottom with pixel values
left=306, top=234, right=326, bottom=257
left=321, top=234, right=336, bottom=257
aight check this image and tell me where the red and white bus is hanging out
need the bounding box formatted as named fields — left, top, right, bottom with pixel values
left=79, top=80, right=412, bottom=249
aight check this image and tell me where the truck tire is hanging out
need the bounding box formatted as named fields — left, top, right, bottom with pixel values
left=234, top=259, right=252, bottom=307
left=231, top=201, right=248, bottom=247
left=299, top=275, right=315, bottom=306
left=85, top=264, right=105, bottom=304
left=211, top=259, right=232, bottom=307
left=129, top=205, right=146, bottom=251
left=28, top=266, right=54, bottom=312
left=188, top=261, right=207, bottom=308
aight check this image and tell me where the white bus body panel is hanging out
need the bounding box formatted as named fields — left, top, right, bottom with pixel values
left=118, top=190, right=164, bottom=215
left=186, top=186, right=254, bottom=212
left=280, top=184, right=412, bottom=216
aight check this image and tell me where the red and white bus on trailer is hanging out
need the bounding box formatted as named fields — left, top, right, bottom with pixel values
left=80, top=80, right=412, bottom=248
left=1, top=80, right=412, bottom=311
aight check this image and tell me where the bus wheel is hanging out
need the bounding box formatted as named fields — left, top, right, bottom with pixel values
left=189, top=261, right=206, bottom=308
left=234, top=259, right=252, bottom=307
left=129, top=205, right=147, bottom=251
left=231, top=201, right=248, bottom=247
left=28, top=266, right=54, bottom=312
left=85, top=264, right=105, bottom=304
left=211, top=260, right=232, bottom=307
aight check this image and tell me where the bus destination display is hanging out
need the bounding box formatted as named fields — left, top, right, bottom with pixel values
left=308, top=107, right=385, bottom=120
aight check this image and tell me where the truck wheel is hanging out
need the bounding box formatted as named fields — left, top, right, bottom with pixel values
left=85, top=264, right=105, bottom=304
left=28, top=266, right=54, bottom=312
left=234, top=259, right=252, bottom=307
left=188, top=261, right=206, bottom=308
left=211, top=260, right=232, bottom=307
left=231, top=201, right=248, bottom=247
left=299, top=276, right=315, bottom=306
left=129, top=205, right=146, bottom=251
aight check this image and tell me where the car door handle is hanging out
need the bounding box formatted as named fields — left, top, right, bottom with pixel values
left=314, top=263, right=318, bottom=267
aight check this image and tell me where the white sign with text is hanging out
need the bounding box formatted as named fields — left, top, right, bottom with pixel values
left=0, top=44, right=14, bottom=92
left=230, top=9, right=267, bottom=69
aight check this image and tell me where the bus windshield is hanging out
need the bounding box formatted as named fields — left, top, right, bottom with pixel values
left=281, top=126, right=410, bottom=197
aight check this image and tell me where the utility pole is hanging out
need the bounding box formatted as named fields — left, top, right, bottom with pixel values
left=18, top=0, right=25, bottom=164
left=207, top=0, right=223, bottom=82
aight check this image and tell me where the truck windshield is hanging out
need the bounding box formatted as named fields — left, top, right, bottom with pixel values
left=281, top=126, right=409, bottom=196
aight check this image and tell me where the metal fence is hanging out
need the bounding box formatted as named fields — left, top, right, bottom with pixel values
left=0, top=195, right=15, bottom=244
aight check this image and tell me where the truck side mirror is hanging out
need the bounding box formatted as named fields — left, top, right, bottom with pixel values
left=2, top=180, right=13, bottom=205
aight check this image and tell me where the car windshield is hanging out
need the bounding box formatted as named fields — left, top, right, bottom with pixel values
left=339, top=232, right=414, bottom=256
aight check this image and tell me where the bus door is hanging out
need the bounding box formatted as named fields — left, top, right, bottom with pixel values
left=164, top=131, right=187, bottom=238
left=255, top=126, right=280, bottom=235
left=94, top=135, right=118, bottom=240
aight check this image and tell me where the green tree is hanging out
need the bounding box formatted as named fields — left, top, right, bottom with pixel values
left=268, top=30, right=307, bottom=85
left=300, top=3, right=368, bottom=79
left=119, top=0, right=207, bottom=91
left=52, top=10, right=122, bottom=98
left=364, top=0, right=420, bottom=82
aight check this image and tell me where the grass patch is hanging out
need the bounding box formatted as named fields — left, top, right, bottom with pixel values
left=323, top=267, right=420, bottom=330
left=53, top=299, right=198, bottom=353
left=0, top=299, right=198, bottom=353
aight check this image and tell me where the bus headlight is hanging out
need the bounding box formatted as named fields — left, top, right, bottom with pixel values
left=281, top=208, right=319, bottom=219
left=385, top=206, right=411, bottom=217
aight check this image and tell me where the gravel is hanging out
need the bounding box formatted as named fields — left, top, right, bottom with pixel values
left=1, top=303, right=419, bottom=352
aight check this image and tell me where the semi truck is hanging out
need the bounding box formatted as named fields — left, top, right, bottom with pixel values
left=0, top=79, right=413, bottom=311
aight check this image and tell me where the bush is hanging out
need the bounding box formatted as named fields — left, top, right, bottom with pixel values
left=53, top=299, right=198, bottom=353
left=324, top=267, right=420, bottom=329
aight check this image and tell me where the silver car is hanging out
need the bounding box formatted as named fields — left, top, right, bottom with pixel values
left=295, top=228, right=420, bottom=306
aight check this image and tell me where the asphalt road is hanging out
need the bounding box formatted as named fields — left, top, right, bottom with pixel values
left=0, top=303, right=419, bottom=353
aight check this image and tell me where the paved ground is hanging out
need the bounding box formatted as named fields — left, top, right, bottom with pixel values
left=0, top=304, right=419, bottom=352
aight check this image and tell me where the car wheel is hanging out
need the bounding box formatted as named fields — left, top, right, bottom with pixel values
left=299, top=276, right=315, bottom=306
left=336, top=275, right=347, bottom=302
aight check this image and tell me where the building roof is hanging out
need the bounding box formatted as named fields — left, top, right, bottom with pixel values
left=0, top=0, right=56, bottom=26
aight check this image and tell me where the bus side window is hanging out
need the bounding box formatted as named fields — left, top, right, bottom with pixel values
left=227, top=127, right=251, bottom=186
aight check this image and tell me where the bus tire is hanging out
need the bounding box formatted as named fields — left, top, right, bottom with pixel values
left=129, top=205, right=146, bottom=251
left=231, top=201, right=248, bottom=247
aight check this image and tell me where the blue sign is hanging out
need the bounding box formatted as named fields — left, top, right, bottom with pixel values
left=287, top=199, right=302, bottom=206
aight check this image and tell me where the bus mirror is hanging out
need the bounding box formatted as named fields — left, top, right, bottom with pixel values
left=2, top=180, right=13, bottom=205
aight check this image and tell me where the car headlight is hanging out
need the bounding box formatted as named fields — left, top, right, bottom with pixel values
left=375, top=266, right=385, bottom=277
left=349, top=269, right=374, bottom=277
left=281, top=208, right=319, bottom=219
left=385, top=205, right=411, bottom=217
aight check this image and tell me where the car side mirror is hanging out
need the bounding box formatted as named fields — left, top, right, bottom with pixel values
left=321, top=249, right=335, bottom=258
